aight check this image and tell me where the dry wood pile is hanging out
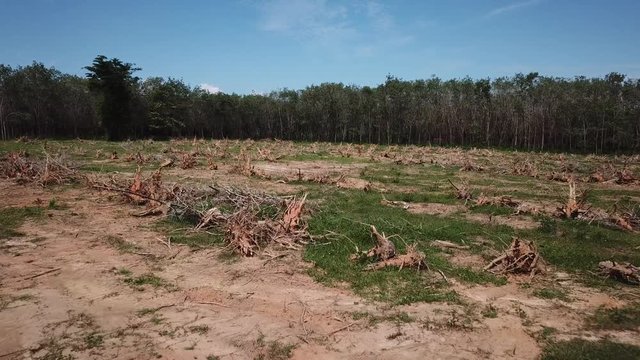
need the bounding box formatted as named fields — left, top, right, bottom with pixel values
left=512, top=159, right=538, bottom=177
left=598, top=261, right=640, bottom=285
left=180, top=152, right=197, bottom=169
left=351, top=226, right=427, bottom=271
left=89, top=167, right=175, bottom=207
left=125, top=152, right=149, bottom=164
left=170, top=185, right=309, bottom=256
left=448, top=180, right=473, bottom=202
left=256, top=147, right=283, bottom=162
left=555, top=181, right=589, bottom=219
left=231, top=149, right=257, bottom=177
left=90, top=167, right=310, bottom=256
left=484, top=238, right=545, bottom=276
left=587, top=165, right=637, bottom=184
left=459, top=159, right=484, bottom=172
left=0, top=151, right=79, bottom=186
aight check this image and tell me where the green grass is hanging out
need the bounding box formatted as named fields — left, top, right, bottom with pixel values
left=154, top=218, right=223, bottom=249
left=83, top=332, right=104, bottom=349
left=0, top=294, right=35, bottom=311
left=0, top=206, right=44, bottom=239
left=188, top=325, right=210, bottom=334
left=105, top=235, right=141, bottom=253
left=47, top=198, right=69, bottom=210
left=481, top=304, right=498, bottom=318
left=255, top=334, right=295, bottom=360
left=586, top=303, right=640, bottom=331
left=528, top=220, right=640, bottom=284
left=533, top=287, right=570, bottom=302
left=304, top=188, right=512, bottom=304
left=122, top=273, right=176, bottom=291
left=541, top=339, right=640, bottom=360
left=351, top=311, right=415, bottom=326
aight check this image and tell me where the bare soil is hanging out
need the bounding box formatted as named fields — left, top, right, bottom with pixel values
left=0, top=179, right=636, bottom=360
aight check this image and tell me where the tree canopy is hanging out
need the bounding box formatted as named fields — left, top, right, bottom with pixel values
left=85, top=55, right=140, bottom=140
left=0, top=57, right=639, bottom=153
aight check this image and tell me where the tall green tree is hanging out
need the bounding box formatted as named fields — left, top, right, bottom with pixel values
left=85, top=55, right=140, bottom=140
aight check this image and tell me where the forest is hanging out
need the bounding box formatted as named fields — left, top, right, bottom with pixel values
left=1, top=56, right=639, bottom=153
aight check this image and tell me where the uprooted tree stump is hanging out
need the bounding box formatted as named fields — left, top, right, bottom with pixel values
left=484, top=238, right=545, bottom=277
left=556, top=181, right=589, bottom=219
left=448, top=180, right=472, bottom=202
left=1, top=151, right=80, bottom=187
left=365, top=244, right=427, bottom=271
left=598, top=261, right=640, bottom=285
left=367, top=225, right=396, bottom=260
left=351, top=226, right=427, bottom=271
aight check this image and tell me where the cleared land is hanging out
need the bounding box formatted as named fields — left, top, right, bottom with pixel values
left=1, top=139, right=639, bottom=360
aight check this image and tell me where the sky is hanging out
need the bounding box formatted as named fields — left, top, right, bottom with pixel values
left=1, top=0, right=639, bottom=94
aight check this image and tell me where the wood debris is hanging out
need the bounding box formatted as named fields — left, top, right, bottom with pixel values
left=448, top=180, right=472, bottom=202
left=180, top=153, right=197, bottom=169
left=432, top=240, right=470, bottom=250
left=598, top=261, right=640, bottom=285
left=89, top=167, right=174, bottom=207
left=0, top=151, right=80, bottom=186
left=351, top=226, right=427, bottom=271
left=365, top=245, right=427, bottom=271
left=484, top=238, right=545, bottom=276
left=167, top=184, right=309, bottom=256
left=555, top=181, right=589, bottom=219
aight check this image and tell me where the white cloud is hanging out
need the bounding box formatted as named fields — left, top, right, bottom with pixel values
left=486, top=0, right=543, bottom=18
left=200, top=83, right=221, bottom=94
left=260, top=0, right=353, bottom=44
left=257, top=0, right=414, bottom=57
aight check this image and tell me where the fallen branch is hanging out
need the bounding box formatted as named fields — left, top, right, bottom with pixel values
left=598, top=261, right=640, bottom=285
left=23, top=267, right=61, bottom=280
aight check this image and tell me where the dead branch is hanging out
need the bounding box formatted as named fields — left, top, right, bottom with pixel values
left=365, top=245, right=427, bottom=271
left=484, top=238, right=545, bottom=276
left=598, top=261, right=640, bottom=285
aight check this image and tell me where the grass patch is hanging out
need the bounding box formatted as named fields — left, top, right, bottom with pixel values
left=154, top=218, right=223, bottom=249
left=47, top=198, right=69, bottom=210
left=105, top=235, right=141, bottom=253
left=541, top=339, right=640, bottom=360
left=122, top=273, right=176, bottom=291
left=481, top=304, right=498, bottom=318
left=528, top=220, right=640, bottom=286
left=586, top=303, right=640, bottom=331
left=533, top=287, right=570, bottom=302
left=188, top=325, right=209, bottom=334
left=304, top=188, right=514, bottom=304
left=351, top=311, right=415, bottom=326
left=0, top=294, right=35, bottom=311
left=0, top=206, right=44, bottom=238
left=255, top=333, right=295, bottom=360
left=83, top=332, right=104, bottom=349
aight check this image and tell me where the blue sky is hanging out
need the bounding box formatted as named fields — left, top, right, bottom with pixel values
left=1, top=0, right=639, bottom=94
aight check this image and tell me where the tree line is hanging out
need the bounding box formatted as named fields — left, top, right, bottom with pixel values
left=1, top=56, right=639, bottom=153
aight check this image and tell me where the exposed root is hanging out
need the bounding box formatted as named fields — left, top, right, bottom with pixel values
left=367, top=225, right=396, bottom=260
left=484, top=238, right=545, bottom=276
left=365, top=244, right=427, bottom=271
left=448, top=180, right=472, bottom=202
left=168, top=184, right=309, bottom=256
left=0, top=151, right=80, bottom=186
left=180, top=153, right=197, bottom=169
left=555, top=181, right=589, bottom=219
left=351, top=226, right=427, bottom=271
left=598, top=261, right=640, bottom=285
left=89, top=167, right=174, bottom=206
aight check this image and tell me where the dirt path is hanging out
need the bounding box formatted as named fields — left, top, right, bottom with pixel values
left=0, top=180, right=634, bottom=359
